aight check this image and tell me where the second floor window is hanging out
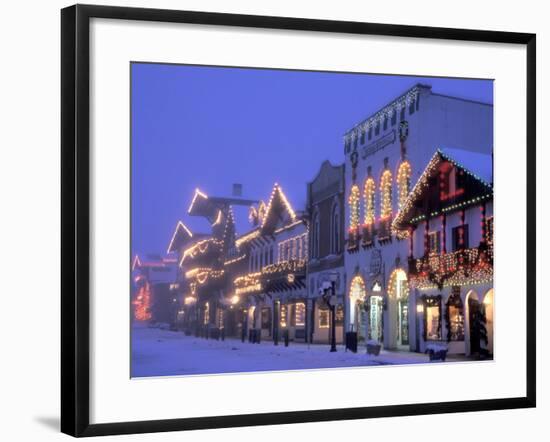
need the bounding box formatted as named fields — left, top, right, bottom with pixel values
left=331, top=203, right=340, bottom=254
left=428, top=231, right=441, bottom=254
left=452, top=224, right=469, bottom=251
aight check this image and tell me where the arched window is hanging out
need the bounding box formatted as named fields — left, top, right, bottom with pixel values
left=397, top=161, right=412, bottom=210
left=331, top=202, right=340, bottom=254
left=349, top=275, right=366, bottom=334
left=349, top=185, right=361, bottom=231
left=380, top=170, right=393, bottom=220
left=364, top=177, right=376, bottom=225
left=312, top=211, right=320, bottom=258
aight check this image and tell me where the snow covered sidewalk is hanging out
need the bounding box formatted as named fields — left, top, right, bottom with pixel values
left=131, top=325, right=460, bottom=377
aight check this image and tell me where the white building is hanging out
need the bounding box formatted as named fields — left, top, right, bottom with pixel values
left=343, top=84, right=493, bottom=352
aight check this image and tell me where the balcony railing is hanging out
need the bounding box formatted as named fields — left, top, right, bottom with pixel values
left=408, top=243, right=493, bottom=289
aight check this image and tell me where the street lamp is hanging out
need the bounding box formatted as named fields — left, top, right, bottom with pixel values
left=320, top=277, right=338, bottom=353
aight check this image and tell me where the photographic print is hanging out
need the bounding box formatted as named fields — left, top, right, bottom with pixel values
left=130, top=63, right=494, bottom=378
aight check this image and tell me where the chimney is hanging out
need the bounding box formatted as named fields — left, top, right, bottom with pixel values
left=232, top=183, right=243, bottom=197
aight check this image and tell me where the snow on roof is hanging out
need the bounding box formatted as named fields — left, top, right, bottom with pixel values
left=439, top=147, right=493, bottom=186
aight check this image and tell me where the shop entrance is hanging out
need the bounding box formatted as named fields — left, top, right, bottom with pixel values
left=468, top=296, right=481, bottom=355
left=368, top=295, right=384, bottom=343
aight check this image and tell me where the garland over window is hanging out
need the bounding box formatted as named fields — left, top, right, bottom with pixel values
left=364, top=177, right=376, bottom=225
left=397, top=161, right=412, bottom=210
left=349, top=184, right=361, bottom=231
left=380, top=170, right=393, bottom=220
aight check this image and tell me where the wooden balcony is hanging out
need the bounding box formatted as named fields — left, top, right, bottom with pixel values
left=408, top=243, right=493, bottom=289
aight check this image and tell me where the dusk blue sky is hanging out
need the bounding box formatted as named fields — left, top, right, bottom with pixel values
left=131, top=63, right=493, bottom=257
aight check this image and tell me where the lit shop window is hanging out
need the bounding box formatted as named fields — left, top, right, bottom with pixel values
left=425, top=298, right=441, bottom=340
left=380, top=170, right=393, bottom=220
left=294, top=302, right=306, bottom=326
left=319, top=309, right=330, bottom=329
left=203, top=302, right=210, bottom=325
left=364, top=177, right=376, bottom=225
left=280, top=304, right=288, bottom=327
left=447, top=293, right=465, bottom=341
left=349, top=185, right=361, bottom=231
left=397, top=161, right=412, bottom=210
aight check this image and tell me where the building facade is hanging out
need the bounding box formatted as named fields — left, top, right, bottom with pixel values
left=306, top=161, right=346, bottom=344
left=234, top=184, right=308, bottom=343
left=393, top=148, right=494, bottom=356
left=343, top=84, right=493, bottom=353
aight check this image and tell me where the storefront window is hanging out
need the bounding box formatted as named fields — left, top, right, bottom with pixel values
left=424, top=296, right=442, bottom=340
left=204, top=302, right=210, bottom=325
left=335, top=304, right=344, bottom=325
left=280, top=304, right=287, bottom=327
left=295, top=302, right=306, bottom=326
left=319, top=309, right=329, bottom=328
left=447, top=292, right=465, bottom=341
left=369, top=296, right=384, bottom=342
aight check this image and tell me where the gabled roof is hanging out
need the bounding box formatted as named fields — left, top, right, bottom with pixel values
left=166, top=221, right=194, bottom=253
left=261, top=183, right=297, bottom=234
left=439, top=147, right=492, bottom=186
left=393, top=147, right=493, bottom=230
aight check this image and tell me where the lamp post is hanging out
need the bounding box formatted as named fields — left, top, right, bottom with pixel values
left=321, top=279, right=338, bottom=353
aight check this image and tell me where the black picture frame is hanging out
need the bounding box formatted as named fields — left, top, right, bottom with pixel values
left=61, top=4, right=536, bottom=437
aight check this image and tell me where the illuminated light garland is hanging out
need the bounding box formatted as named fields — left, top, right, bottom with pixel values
left=364, top=177, right=376, bottom=225
left=380, top=169, right=393, bottom=219
left=344, top=86, right=420, bottom=144
left=179, top=238, right=223, bottom=266
left=133, top=280, right=152, bottom=321
left=397, top=161, right=412, bottom=210
left=408, top=194, right=492, bottom=224
left=393, top=149, right=493, bottom=231
left=409, top=244, right=493, bottom=290
left=349, top=275, right=366, bottom=302
left=234, top=271, right=263, bottom=295
left=223, top=255, right=247, bottom=266
left=274, top=219, right=303, bottom=234
left=187, top=188, right=208, bottom=214
left=348, top=184, right=361, bottom=231
left=132, top=255, right=141, bottom=271
left=387, top=268, right=409, bottom=299
left=261, top=183, right=297, bottom=229
left=185, top=267, right=211, bottom=279
left=277, top=234, right=308, bottom=263
left=211, top=210, right=222, bottom=226
left=185, top=267, right=225, bottom=285
left=166, top=221, right=193, bottom=253
left=236, top=284, right=262, bottom=296
left=235, top=229, right=260, bottom=248
left=262, top=258, right=306, bottom=276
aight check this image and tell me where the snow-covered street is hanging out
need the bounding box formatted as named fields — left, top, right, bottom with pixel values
left=131, top=325, right=468, bottom=377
